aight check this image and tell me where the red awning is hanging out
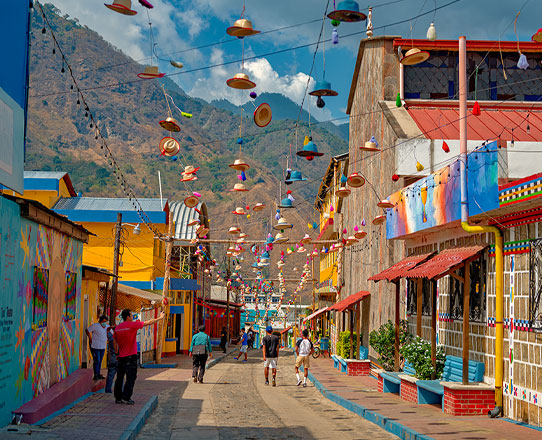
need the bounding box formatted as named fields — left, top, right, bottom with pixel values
left=329, top=291, right=370, bottom=312
left=368, top=252, right=436, bottom=283
left=302, top=307, right=329, bottom=323
left=406, top=245, right=487, bottom=280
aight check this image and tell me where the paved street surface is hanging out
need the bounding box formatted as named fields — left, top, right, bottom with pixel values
left=137, top=350, right=397, bottom=440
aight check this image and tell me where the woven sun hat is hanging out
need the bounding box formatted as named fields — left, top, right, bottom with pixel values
left=400, top=48, right=430, bottom=66
left=239, top=232, right=249, bottom=238
left=297, top=245, right=306, bottom=253
left=360, top=135, right=380, bottom=152
left=105, top=0, right=137, bottom=15
left=158, top=137, right=180, bottom=156
left=180, top=173, right=197, bottom=182
left=236, top=237, right=246, bottom=244
left=253, top=203, right=265, bottom=211
left=285, top=170, right=307, bottom=184
left=274, top=217, right=293, bottom=230
left=278, top=197, right=294, bottom=209
left=336, top=185, right=351, bottom=198
left=187, top=218, right=200, bottom=227
left=309, top=80, right=338, bottom=97
left=354, top=230, right=367, bottom=239
left=532, top=28, right=542, bottom=43
left=229, top=158, right=250, bottom=171
left=286, top=248, right=294, bottom=255
left=300, top=233, right=311, bottom=245
left=377, top=199, right=394, bottom=209
left=346, top=236, right=358, bottom=246
left=226, top=72, right=256, bottom=90
left=228, top=226, right=241, bottom=235
left=182, top=165, right=200, bottom=175
left=274, top=232, right=288, bottom=244
left=226, top=18, right=261, bottom=37
left=159, top=117, right=181, bottom=132
left=230, top=183, right=249, bottom=192
left=277, top=260, right=285, bottom=268
left=232, top=207, right=246, bottom=215
left=137, top=65, right=165, bottom=79
left=196, top=226, right=209, bottom=236
left=347, top=172, right=365, bottom=188
left=235, top=264, right=242, bottom=270
left=184, top=194, right=199, bottom=208
left=296, top=141, right=324, bottom=159
left=372, top=214, right=386, bottom=225
left=254, top=103, right=272, bottom=127
left=327, top=0, right=367, bottom=22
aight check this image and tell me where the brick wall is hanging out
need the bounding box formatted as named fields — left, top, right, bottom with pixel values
left=443, top=387, right=494, bottom=416
left=346, top=360, right=371, bottom=376
left=400, top=378, right=418, bottom=403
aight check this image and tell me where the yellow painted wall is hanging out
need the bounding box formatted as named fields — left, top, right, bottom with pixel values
left=2, top=178, right=75, bottom=209
left=168, top=290, right=193, bottom=351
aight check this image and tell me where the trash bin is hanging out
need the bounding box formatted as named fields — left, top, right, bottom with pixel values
left=320, top=337, right=329, bottom=351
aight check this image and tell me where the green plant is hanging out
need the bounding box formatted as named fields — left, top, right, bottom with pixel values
left=400, top=336, right=446, bottom=380
left=336, top=331, right=359, bottom=359
left=369, top=320, right=412, bottom=371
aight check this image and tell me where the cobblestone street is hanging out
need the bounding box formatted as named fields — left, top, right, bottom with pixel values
left=137, top=350, right=396, bottom=440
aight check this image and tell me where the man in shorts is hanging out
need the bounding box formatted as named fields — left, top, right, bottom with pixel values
left=262, top=325, right=279, bottom=386
left=234, top=328, right=248, bottom=362
left=295, top=329, right=313, bottom=387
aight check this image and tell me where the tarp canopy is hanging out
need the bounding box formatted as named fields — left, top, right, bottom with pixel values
left=302, top=307, right=329, bottom=323
left=329, top=291, right=370, bottom=312
left=368, top=252, right=436, bottom=283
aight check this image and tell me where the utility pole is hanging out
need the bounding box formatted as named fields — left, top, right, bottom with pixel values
left=226, top=256, right=231, bottom=346
left=109, top=213, right=122, bottom=324
left=156, top=214, right=173, bottom=364
left=311, top=257, right=316, bottom=334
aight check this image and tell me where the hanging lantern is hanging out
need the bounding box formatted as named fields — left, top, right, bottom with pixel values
left=472, top=101, right=481, bottom=116
left=517, top=53, right=529, bottom=70
left=442, top=141, right=450, bottom=153
left=426, top=22, right=437, bottom=41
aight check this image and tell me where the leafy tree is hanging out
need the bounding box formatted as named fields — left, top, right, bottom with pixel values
left=369, top=320, right=412, bottom=371
left=400, top=336, right=446, bottom=380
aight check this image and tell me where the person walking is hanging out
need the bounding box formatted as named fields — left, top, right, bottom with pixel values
left=247, top=328, right=254, bottom=349
left=105, top=325, right=117, bottom=393
left=219, top=326, right=227, bottom=354
left=234, top=328, right=248, bottom=362
left=114, top=309, right=164, bottom=404
left=262, top=325, right=279, bottom=386
left=295, top=329, right=314, bottom=387
left=189, top=324, right=213, bottom=383
left=86, top=315, right=108, bottom=380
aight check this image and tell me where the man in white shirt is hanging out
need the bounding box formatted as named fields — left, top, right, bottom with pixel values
left=86, top=315, right=108, bottom=380
left=295, top=329, right=314, bottom=387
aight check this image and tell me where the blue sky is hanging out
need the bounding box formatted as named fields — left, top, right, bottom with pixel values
left=49, top=0, right=540, bottom=124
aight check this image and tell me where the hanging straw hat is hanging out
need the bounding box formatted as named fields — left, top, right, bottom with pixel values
left=309, top=80, right=338, bottom=97
left=253, top=203, right=265, bottom=211
left=184, top=195, right=199, bottom=208
left=187, top=218, right=200, bottom=228
left=230, top=183, right=249, bottom=192
left=232, top=207, right=246, bottom=215
left=137, top=65, right=165, bottom=79
left=274, top=217, right=293, bottom=230
left=159, top=137, right=180, bottom=156
left=274, top=232, right=288, bottom=244
left=336, top=185, right=351, bottom=198
left=228, top=226, right=241, bottom=235
left=347, top=172, right=365, bottom=188
left=254, top=103, right=272, bottom=127
left=277, top=260, right=285, bottom=268
left=327, top=0, right=367, bottom=22
left=239, top=232, right=249, bottom=238
left=359, top=136, right=380, bottom=152
left=196, top=225, right=209, bottom=236
left=159, top=117, right=181, bottom=132
left=226, top=72, right=256, bottom=90
left=346, top=236, right=358, bottom=246
left=400, top=48, right=430, bottom=66
left=236, top=237, right=246, bottom=244
left=182, top=165, right=200, bottom=175
left=532, top=28, right=542, bottom=43
left=105, top=0, right=137, bottom=15
left=226, top=18, right=261, bottom=37
left=377, top=199, right=394, bottom=209
left=180, top=173, right=197, bottom=182
left=229, top=159, right=250, bottom=171
left=373, top=214, right=386, bottom=225
left=297, top=245, right=306, bottom=253
left=354, top=230, right=367, bottom=239
left=296, top=141, right=324, bottom=159
left=278, top=197, right=294, bottom=209
left=300, top=234, right=312, bottom=245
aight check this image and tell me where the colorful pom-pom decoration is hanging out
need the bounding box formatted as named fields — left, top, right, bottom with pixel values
left=236, top=137, right=244, bottom=144
left=392, top=174, right=399, bottom=182
left=396, top=92, right=402, bottom=108
left=312, top=222, right=318, bottom=229
left=442, top=141, right=450, bottom=153
left=241, top=171, right=247, bottom=181
left=250, top=91, right=257, bottom=99
left=331, top=19, right=340, bottom=27
left=472, top=101, right=481, bottom=116
left=416, top=161, right=425, bottom=172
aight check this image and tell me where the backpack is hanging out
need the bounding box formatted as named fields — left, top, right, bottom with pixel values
left=192, top=335, right=209, bottom=355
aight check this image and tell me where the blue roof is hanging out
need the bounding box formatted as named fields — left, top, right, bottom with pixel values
left=53, top=197, right=168, bottom=224
left=22, top=171, right=77, bottom=196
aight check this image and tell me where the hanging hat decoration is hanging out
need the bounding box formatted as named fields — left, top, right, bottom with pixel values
left=373, top=214, right=386, bottom=225
left=184, top=194, right=199, bottom=209
left=229, top=158, right=250, bottom=171
left=442, top=141, right=450, bottom=153
left=327, top=0, right=367, bottom=22
left=105, top=0, right=137, bottom=15
left=227, top=18, right=261, bottom=38
left=230, top=183, right=249, bottom=192
left=532, top=28, right=542, bottom=42
left=227, top=72, right=256, bottom=89
left=297, top=139, right=324, bottom=160
left=159, top=117, right=181, bottom=132
left=254, top=103, right=272, bottom=127
left=336, top=185, right=351, bottom=198
left=377, top=199, right=394, bottom=209
left=279, top=197, right=294, bottom=209
left=400, top=48, right=430, bottom=66
left=232, top=207, right=247, bottom=215
left=309, top=80, right=338, bottom=97
left=347, top=172, right=365, bottom=188
left=159, top=137, right=180, bottom=156
left=360, top=135, right=380, bottom=152
left=253, top=203, right=265, bottom=211
left=285, top=170, right=307, bottom=184
left=138, top=65, right=165, bottom=79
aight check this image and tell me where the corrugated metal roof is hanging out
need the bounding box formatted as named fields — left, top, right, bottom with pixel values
left=117, top=283, right=163, bottom=303
left=406, top=102, right=542, bottom=142
left=303, top=307, right=329, bottom=323
left=53, top=197, right=166, bottom=212
left=406, top=245, right=487, bottom=280
left=24, top=171, right=68, bottom=180
left=368, top=252, right=436, bottom=282
left=329, top=291, right=370, bottom=312
left=170, top=201, right=202, bottom=241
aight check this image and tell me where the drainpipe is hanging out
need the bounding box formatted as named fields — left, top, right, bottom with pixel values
left=458, top=36, right=504, bottom=418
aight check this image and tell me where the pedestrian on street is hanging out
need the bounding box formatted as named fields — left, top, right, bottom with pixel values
left=105, top=325, right=117, bottom=393
left=189, top=324, right=213, bottom=383
left=247, top=328, right=254, bottom=349
left=114, top=309, right=164, bottom=405
left=262, top=325, right=279, bottom=386
left=220, top=326, right=227, bottom=354
left=295, top=329, right=314, bottom=387
left=86, top=315, right=108, bottom=380
left=234, top=328, right=248, bottom=362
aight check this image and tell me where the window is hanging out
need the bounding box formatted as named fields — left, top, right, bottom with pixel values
left=32, top=267, right=49, bottom=329
left=406, top=278, right=432, bottom=316
left=448, top=253, right=486, bottom=322
left=529, top=238, right=542, bottom=332
left=64, top=272, right=77, bottom=321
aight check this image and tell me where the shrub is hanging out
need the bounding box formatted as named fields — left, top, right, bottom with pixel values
left=336, top=331, right=358, bottom=359
left=369, top=320, right=412, bottom=371
left=400, top=336, right=446, bottom=380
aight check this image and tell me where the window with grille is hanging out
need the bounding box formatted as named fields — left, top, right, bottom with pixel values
left=529, top=238, right=542, bottom=332
left=33, top=267, right=49, bottom=329
left=406, top=278, right=432, bottom=316
left=448, top=253, right=486, bottom=322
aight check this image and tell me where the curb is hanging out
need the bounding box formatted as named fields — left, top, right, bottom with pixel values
left=119, top=395, right=158, bottom=440
left=33, top=392, right=93, bottom=426
left=305, top=369, right=433, bottom=440
left=206, top=348, right=236, bottom=369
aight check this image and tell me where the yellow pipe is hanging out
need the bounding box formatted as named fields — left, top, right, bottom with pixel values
left=461, top=222, right=504, bottom=410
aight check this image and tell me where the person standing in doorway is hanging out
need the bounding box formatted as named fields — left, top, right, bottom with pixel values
left=220, top=326, right=227, bottom=354
left=247, top=328, right=254, bottom=349
left=234, top=328, right=248, bottom=362
left=295, top=329, right=314, bottom=387
left=86, top=315, right=108, bottom=380
left=105, top=325, right=117, bottom=393
left=189, top=325, right=213, bottom=383
left=114, top=309, right=164, bottom=404
left=262, top=325, right=279, bottom=386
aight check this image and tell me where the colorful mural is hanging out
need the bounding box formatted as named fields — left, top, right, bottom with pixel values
left=386, top=141, right=500, bottom=239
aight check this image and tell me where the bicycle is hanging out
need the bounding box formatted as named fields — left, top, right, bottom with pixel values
left=312, top=341, right=321, bottom=359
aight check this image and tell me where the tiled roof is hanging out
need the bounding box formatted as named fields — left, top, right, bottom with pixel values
left=329, top=291, right=370, bottom=312
left=368, top=252, right=436, bottom=282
